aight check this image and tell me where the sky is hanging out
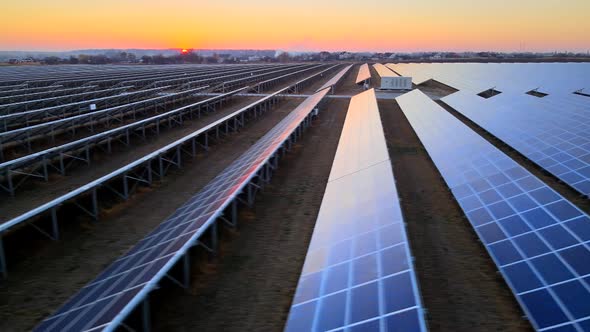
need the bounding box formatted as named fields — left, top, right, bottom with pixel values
left=1, top=0, right=589, bottom=52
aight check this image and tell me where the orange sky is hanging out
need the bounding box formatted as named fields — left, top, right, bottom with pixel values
left=1, top=0, right=589, bottom=52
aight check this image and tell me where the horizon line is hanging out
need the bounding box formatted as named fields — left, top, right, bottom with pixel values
left=1, top=48, right=589, bottom=54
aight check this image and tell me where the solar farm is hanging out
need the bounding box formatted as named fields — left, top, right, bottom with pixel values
left=0, top=62, right=589, bottom=332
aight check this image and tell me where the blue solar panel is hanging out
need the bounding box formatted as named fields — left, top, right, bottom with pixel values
left=398, top=90, right=590, bottom=332
left=389, top=63, right=590, bottom=95
left=34, top=88, right=331, bottom=332
left=285, top=89, right=427, bottom=332
left=442, top=91, right=590, bottom=197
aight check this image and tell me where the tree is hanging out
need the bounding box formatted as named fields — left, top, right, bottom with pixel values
left=277, top=52, right=291, bottom=63
left=78, top=54, right=90, bottom=64
left=90, top=54, right=109, bottom=64
left=152, top=54, right=167, bottom=64
left=141, top=55, right=153, bottom=64
left=127, top=53, right=137, bottom=63
left=43, top=56, right=61, bottom=65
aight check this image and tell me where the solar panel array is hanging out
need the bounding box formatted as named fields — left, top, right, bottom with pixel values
left=0, top=86, right=165, bottom=131
left=397, top=89, right=590, bottom=332
left=372, top=63, right=397, bottom=79
left=388, top=63, right=590, bottom=95
left=285, top=89, right=427, bottom=332
left=316, top=64, right=353, bottom=92
left=34, top=88, right=331, bottom=332
left=442, top=90, right=590, bottom=197
left=0, top=64, right=263, bottom=88
left=355, top=63, right=371, bottom=84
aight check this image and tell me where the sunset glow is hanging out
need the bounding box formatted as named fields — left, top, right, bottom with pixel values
left=1, top=0, right=589, bottom=52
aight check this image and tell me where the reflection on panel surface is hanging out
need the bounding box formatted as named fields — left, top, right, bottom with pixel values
left=285, top=89, right=427, bottom=332
left=389, top=63, right=590, bottom=95
left=356, top=64, right=371, bottom=84
left=442, top=90, right=590, bottom=196
left=398, top=89, right=590, bottom=331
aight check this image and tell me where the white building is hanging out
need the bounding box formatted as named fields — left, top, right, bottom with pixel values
left=372, top=63, right=412, bottom=90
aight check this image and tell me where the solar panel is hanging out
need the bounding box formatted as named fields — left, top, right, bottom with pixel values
left=372, top=63, right=397, bottom=79
left=442, top=90, right=590, bottom=197
left=389, top=63, right=590, bottom=95
left=397, top=89, right=590, bottom=332
left=285, top=89, right=427, bottom=332
left=0, top=86, right=131, bottom=114
left=355, top=63, right=371, bottom=85
left=34, top=88, right=331, bottom=332
left=316, top=64, right=353, bottom=92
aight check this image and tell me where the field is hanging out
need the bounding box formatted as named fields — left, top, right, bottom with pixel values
left=0, top=62, right=589, bottom=332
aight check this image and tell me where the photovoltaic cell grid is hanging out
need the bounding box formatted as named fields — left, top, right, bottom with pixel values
left=285, top=89, right=427, bottom=332
left=388, top=63, right=590, bottom=95
left=34, top=88, right=331, bottom=332
left=355, top=64, right=371, bottom=84
left=442, top=90, right=590, bottom=196
left=397, top=90, right=590, bottom=332
left=373, top=63, right=397, bottom=79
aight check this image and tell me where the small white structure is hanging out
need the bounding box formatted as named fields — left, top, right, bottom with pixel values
left=373, top=63, right=412, bottom=90
left=381, top=76, right=412, bottom=90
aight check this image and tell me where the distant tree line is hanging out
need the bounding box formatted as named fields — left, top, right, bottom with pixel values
left=35, top=51, right=301, bottom=65
left=41, top=52, right=138, bottom=65
left=15, top=49, right=590, bottom=66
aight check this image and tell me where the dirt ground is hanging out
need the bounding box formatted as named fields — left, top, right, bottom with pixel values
left=0, top=96, right=306, bottom=331
left=151, top=97, right=349, bottom=331
left=379, top=99, right=532, bottom=332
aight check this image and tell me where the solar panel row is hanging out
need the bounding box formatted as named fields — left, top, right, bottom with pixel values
left=0, top=64, right=263, bottom=88
left=0, top=85, right=92, bottom=105
left=389, top=63, right=590, bottom=95
left=397, top=90, right=590, bottom=332
left=355, top=63, right=371, bottom=85
left=0, top=85, right=209, bottom=150
left=372, top=63, right=397, bottom=79
left=0, top=85, right=162, bottom=131
left=0, top=86, right=243, bottom=196
left=34, top=88, right=331, bottom=332
left=0, top=86, right=132, bottom=114
left=0, top=85, right=65, bottom=99
left=252, top=64, right=329, bottom=93
left=442, top=90, right=590, bottom=197
left=316, top=64, right=353, bottom=93
left=0, top=66, right=339, bottom=279
left=285, top=89, right=427, bottom=332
